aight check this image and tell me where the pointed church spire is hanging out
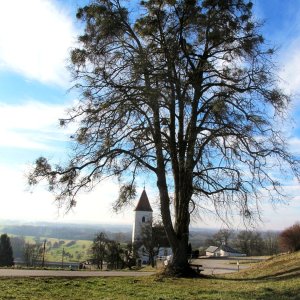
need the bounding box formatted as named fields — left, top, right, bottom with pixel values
left=134, top=189, right=153, bottom=212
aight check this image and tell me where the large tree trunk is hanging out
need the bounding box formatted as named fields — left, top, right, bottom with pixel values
left=157, top=173, right=195, bottom=276
left=168, top=234, right=190, bottom=275
left=154, top=104, right=195, bottom=276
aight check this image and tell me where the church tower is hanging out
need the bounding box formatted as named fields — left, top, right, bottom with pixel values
left=132, top=189, right=153, bottom=244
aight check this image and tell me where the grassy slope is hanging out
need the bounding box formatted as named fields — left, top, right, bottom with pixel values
left=0, top=252, right=299, bottom=299
left=228, top=251, right=300, bottom=280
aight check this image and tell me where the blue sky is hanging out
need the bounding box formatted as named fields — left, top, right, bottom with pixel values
left=0, top=0, right=299, bottom=230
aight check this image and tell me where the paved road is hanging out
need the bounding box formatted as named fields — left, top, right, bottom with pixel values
left=0, top=258, right=262, bottom=277
left=0, top=269, right=155, bottom=277
left=191, top=257, right=262, bottom=275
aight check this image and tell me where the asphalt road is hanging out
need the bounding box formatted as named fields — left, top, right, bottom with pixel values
left=0, top=269, right=155, bottom=277
left=191, top=257, right=261, bottom=275
left=0, top=258, right=260, bottom=277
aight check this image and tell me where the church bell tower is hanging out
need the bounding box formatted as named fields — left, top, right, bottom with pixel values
left=132, top=189, right=153, bottom=244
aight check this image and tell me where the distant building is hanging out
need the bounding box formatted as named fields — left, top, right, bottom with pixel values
left=205, top=245, right=246, bottom=257
left=132, top=189, right=172, bottom=265
left=205, top=246, right=219, bottom=257
left=132, top=189, right=153, bottom=245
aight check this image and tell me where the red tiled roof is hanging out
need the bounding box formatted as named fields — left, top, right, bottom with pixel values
left=134, top=189, right=153, bottom=212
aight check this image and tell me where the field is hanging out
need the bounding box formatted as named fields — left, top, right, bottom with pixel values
left=40, top=238, right=92, bottom=263
left=9, top=235, right=92, bottom=263
left=0, top=251, right=299, bottom=299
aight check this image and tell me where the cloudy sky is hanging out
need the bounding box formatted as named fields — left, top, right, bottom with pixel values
left=0, top=0, right=300, bottom=230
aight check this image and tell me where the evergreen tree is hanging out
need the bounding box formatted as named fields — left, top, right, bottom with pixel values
left=0, top=234, right=14, bottom=267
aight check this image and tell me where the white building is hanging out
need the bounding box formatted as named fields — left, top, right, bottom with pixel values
left=132, top=189, right=153, bottom=245
left=205, top=245, right=246, bottom=257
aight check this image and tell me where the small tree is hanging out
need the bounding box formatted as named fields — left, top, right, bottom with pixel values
left=0, top=234, right=14, bottom=267
left=23, top=243, right=43, bottom=267
left=106, top=240, right=122, bottom=269
left=279, top=223, right=300, bottom=252
left=91, top=232, right=109, bottom=269
left=213, top=229, right=233, bottom=246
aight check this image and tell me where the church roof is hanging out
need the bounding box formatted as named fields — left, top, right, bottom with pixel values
left=134, top=189, right=153, bottom=212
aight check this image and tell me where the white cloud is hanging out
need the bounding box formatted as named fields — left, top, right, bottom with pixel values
left=279, top=39, right=300, bottom=95
left=0, top=0, right=78, bottom=86
left=0, top=101, right=69, bottom=150
left=0, top=98, right=143, bottom=224
left=260, top=194, right=300, bottom=230
left=287, top=137, right=300, bottom=155
left=0, top=163, right=133, bottom=224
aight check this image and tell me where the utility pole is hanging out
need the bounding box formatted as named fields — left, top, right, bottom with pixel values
left=42, top=240, right=46, bottom=268
left=61, top=247, right=64, bottom=268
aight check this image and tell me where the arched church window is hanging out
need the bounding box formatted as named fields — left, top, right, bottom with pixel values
left=142, top=216, right=145, bottom=223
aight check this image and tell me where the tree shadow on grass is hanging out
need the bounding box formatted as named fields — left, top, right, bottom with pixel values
left=224, top=288, right=300, bottom=300
left=212, top=266, right=300, bottom=282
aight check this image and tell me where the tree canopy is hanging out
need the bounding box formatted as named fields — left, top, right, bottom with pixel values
left=28, top=0, right=300, bottom=275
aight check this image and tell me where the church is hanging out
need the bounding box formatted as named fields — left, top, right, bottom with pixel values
left=132, top=189, right=172, bottom=265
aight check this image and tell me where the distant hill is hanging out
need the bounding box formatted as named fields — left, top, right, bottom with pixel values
left=0, top=221, right=217, bottom=246
left=0, top=222, right=132, bottom=242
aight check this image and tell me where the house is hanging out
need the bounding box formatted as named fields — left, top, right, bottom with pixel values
left=206, top=246, right=219, bottom=257
left=205, top=245, right=246, bottom=257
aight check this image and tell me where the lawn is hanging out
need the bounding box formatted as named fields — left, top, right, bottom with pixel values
left=0, top=251, right=300, bottom=299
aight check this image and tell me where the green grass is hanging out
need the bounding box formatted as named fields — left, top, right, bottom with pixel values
left=0, top=252, right=299, bottom=299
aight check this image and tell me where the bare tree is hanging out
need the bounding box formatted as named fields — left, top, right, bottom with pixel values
left=28, top=0, right=300, bottom=275
left=279, top=223, right=300, bottom=252
left=23, top=243, right=43, bottom=267
left=212, top=229, right=233, bottom=246
left=264, top=231, right=279, bottom=255
left=234, top=230, right=265, bottom=256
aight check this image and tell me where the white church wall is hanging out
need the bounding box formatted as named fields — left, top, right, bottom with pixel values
left=132, top=210, right=153, bottom=244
